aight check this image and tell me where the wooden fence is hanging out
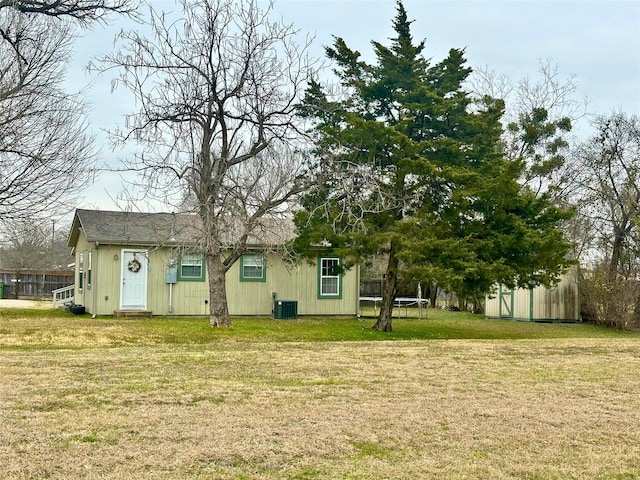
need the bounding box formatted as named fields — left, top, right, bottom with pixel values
left=0, top=270, right=74, bottom=299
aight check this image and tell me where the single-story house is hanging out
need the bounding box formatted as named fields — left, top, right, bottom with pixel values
left=484, top=270, right=579, bottom=322
left=67, top=209, right=359, bottom=317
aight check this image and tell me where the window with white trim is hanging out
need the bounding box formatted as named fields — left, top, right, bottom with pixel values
left=178, top=253, right=205, bottom=281
left=240, top=253, right=266, bottom=282
left=78, top=251, right=84, bottom=292
left=319, top=257, right=341, bottom=298
left=87, top=251, right=92, bottom=289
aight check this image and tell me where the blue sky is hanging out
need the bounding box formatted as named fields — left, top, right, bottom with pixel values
left=65, top=0, right=640, bottom=212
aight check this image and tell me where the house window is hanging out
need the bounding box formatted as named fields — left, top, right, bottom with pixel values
left=178, top=253, right=205, bottom=281
left=318, top=257, right=342, bottom=298
left=78, top=251, right=84, bottom=292
left=87, top=251, right=92, bottom=289
left=240, top=253, right=266, bottom=282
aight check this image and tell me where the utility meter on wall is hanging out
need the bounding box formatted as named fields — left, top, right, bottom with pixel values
left=165, top=266, right=177, bottom=284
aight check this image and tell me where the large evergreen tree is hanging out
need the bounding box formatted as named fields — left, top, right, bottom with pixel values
left=294, top=1, right=572, bottom=331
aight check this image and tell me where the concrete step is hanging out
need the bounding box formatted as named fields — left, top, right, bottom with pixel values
left=114, top=310, right=152, bottom=318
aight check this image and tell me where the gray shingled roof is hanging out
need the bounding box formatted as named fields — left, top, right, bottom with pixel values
left=68, top=209, right=296, bottom=248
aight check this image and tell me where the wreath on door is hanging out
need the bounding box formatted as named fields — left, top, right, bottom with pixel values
left=128, top=258, right=141, bottom=273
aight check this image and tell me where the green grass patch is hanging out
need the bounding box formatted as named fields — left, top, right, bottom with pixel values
left=351, top=441, right=394, bottom=459
left=0, top=307, right=635, bottom=350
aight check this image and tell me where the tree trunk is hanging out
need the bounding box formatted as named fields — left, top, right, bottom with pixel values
left=458, top=298, right=466, bottom=312
left=609, top=229, right=625, bottom=278
left=429, top=283, right=438, bottom=309
left=373, top=248, right=399, bottom=332
left=207, top=253, right=231, bottom=327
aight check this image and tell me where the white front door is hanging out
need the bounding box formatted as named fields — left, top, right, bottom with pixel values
left=120, top=249, right=148, bottom=310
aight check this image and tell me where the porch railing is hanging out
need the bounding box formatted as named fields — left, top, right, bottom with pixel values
left=52, top=285, right=74, bottom=307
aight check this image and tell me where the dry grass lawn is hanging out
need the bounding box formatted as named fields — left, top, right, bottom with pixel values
left=1, top=315, right=640, bottom=479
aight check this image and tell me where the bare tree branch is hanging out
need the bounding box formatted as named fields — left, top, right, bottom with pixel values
left=93, top=0, right=320, bottom=326
left=573, top=113, right=640, bottom=274
left=469, top=59, right=588, bottom=199
left=0, top=11, right=96, bottom=223
left=0, top=0, right=140, bottom=25
left=0, top=0, right=138, bottom=223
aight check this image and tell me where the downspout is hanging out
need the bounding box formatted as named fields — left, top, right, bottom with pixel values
left=355, top=263, right=361, bottom=317
left=93, top=243, right=98, bottom=317
left=167, top=258, right=176, bottom=314
left=168, top=282, right=173, bottom=314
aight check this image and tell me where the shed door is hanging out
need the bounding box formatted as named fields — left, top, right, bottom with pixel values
left=120, top=250, right=148, bottom=310
left=499, top=285, right=514, bottom=319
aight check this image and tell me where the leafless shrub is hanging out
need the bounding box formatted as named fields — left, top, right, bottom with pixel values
left=580, top=264, right=640, bottom=329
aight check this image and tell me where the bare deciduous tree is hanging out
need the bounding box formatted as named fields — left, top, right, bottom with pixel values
left=0, top=12, right=94, bottom=222
left=0, top=0, right=138, bottom=223
left=95, top=0, right=318, bottom=327
left=577, top=113, right=640, bottom=275
left=0, top=0, right=137, bottom=23
left=469, top=59, right=587, bottom=199
left=0, top=216, right=71, bottom=270
left=575, top=112, right=640, bottom=328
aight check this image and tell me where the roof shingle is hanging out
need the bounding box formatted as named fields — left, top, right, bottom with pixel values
left=69, top=209, right=295, bottom=248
